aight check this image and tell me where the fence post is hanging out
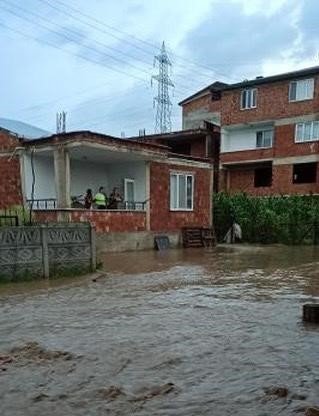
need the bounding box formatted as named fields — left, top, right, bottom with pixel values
left=314, top=221, right=319, bottom=245
left=41, top=226, right=50, bottom=278
left=90, top=226, right=97, bottom=272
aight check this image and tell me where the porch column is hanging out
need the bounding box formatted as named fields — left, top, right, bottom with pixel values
left=205, top=133, right=212, bottom=158
left=54, top=146, right=70, bottom=208
left=145, top=162, right=151, bottom=231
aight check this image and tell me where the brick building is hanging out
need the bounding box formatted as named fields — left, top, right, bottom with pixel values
left=179, top=66, right=319, bottom=195
left=0, top=127, right=213, bottom=251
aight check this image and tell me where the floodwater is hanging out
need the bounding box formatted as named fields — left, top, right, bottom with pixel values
left=0, top=245, right=319, bottom=416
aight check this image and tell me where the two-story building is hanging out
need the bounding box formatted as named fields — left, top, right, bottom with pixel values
left=179, top=66, right=319, bottom=195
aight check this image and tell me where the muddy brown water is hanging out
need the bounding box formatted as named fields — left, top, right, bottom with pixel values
left=0, top=245, right=319, bottom=415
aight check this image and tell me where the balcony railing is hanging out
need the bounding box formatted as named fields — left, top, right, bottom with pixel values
left=27, top=199, right=146, bottom=211
left=27, top=198, right=57, bottom=210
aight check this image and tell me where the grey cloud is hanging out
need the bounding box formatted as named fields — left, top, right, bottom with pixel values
left=182, top=1, right=300, bottom=80
left=297, top=0, right=319, bottom=59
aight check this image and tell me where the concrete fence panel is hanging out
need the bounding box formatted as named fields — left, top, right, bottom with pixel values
left=0, top=223, right=96, bottom=282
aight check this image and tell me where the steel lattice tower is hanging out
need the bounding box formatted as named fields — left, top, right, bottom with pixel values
left=152, top=41, right=174, bottom=133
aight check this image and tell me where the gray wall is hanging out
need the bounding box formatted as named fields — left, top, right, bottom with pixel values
left=0, top=224, right=96, bottom=281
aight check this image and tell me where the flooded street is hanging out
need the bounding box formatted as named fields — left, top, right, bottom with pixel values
left=1, top=245, right=319, bottom=415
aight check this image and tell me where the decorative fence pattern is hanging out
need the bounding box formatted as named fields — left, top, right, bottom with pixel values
left=0, top=223, right=96, bottom=282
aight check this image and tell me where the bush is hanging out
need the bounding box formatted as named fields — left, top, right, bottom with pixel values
left=213, top=193, right=319, bottom=245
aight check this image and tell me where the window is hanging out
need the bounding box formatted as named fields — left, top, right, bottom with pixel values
left=289, top=78, right=314, bottom=101
left=295, top=121, right=319, bottom=143
left=241, top=88, right=257, bottom=109
left=256, top=130, right=273, bottom=148
left=293, top=163, right=317, bottom=184
left=170, top=173, right=194, bottom=210
left=254, top=166, right=272, bottom=187
left=124, top=178, right=135, bottom=201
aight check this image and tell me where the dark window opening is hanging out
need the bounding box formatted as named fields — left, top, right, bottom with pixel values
left=211, top=91, right=221, bottom=101
left=170, top=142, right=191, bottom=155
left=254, top=167, right=272, bottom=187
left=293, top=162, right=317, bottom=184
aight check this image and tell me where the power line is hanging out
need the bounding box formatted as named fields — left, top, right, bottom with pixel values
left=36, top=0, right=237, bottom=83
left=0, top=3, right=237, bottom=133
left=1, top=2, right=150, bottom=77
left=1, top=1, right=196, bottom=96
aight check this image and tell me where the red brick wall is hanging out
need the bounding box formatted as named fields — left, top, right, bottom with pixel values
left=182, top=94, right=221, bottom=116
left=274, top=124, right=319, bottom=157
left=71, top=210, right=146, bottom=233
left=0, top=131, right=23, bottom=209
left=33, top=210, right=60, bottom=223
left=221, top=125, right=319, bottom=164
left=273, top=164, right=319, bottom=195
left=190, top=138, right=206, bottom=157
left=33, top=210, right=146, bottom=233
left=224, top=164, right=319, bottom=196
left=221, top=148, right=274, bottom=164
left=221, top=76, right=319, bottom=126
left=150, top=162, right=211, bottom=231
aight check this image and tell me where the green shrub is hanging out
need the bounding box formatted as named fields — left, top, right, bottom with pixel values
left=213, top=193, right=319, bottom=245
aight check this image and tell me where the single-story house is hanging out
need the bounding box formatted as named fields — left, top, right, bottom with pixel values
left=0, top=127, right=213, bottom=251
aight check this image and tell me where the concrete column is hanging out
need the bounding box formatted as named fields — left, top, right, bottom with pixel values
left=145, top=161, right=151, bottom=231
left=209, top=167, right=214, bottom=227
left=54, top=146, right=71, bottom=208
left=205, top=134, right=212, bottom=158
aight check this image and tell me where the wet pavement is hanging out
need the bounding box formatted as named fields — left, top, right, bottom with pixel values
left=0, top=245, right=319, bottom=415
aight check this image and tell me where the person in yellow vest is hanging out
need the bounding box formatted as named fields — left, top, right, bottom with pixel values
left=94, top=186, right=107, bottom=209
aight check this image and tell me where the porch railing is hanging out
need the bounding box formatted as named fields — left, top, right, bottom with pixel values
left=27, top=198, right=57, bottom=210
left=27, top=199, right=146, bottom=211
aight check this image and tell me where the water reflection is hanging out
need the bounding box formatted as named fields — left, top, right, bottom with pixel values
left=0, top=245, right=318, bottom=416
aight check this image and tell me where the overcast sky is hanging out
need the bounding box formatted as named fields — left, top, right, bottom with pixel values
left=1, top=0, right=319, bottom=137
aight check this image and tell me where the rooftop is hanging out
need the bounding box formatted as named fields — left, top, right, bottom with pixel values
left=179, top=65, right=319, bottom=104
left=178, top=81, right=228, bottom=106
left=223, top=65, right=319, bottom=91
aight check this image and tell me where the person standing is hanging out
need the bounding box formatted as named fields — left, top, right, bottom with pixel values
left=84, top=189, right=93, bottom=209
left=94, top=186, right=107, bottom=209
left=108, top=187, right=123, bottom=209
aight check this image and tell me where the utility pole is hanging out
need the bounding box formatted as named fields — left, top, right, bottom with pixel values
left=152, top=41, right=174, bottom=134
left=56, top=111, right=67, bottom=134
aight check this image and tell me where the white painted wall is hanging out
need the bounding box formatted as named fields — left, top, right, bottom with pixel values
left=105, top=162, right=146, bottom=202
left=24, top=154, right=55, bottom=199
left=221, top=126, right=273, bottom=153
left=70, top=160, right=109, bottom=197
left=24, top=155, right=147, bottom=202
left=70, top=160, right=146, bottom=201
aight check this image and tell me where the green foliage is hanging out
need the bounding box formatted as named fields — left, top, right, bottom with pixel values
left=214, top=193, right=319, bottom=245
left=0, top=205, right=31, bottom=226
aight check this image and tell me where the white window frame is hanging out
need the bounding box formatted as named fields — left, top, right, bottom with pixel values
left=240, top=88, right=257, bottom=110
left=295, top=121, right=319, bottom=143
left=256, top=129, right=273, bottom=149
left=170, top=172, right=194, bottom=211
left=289, top=78, right=314, bottom=102
left=124, top=178, right=135, bottom=201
